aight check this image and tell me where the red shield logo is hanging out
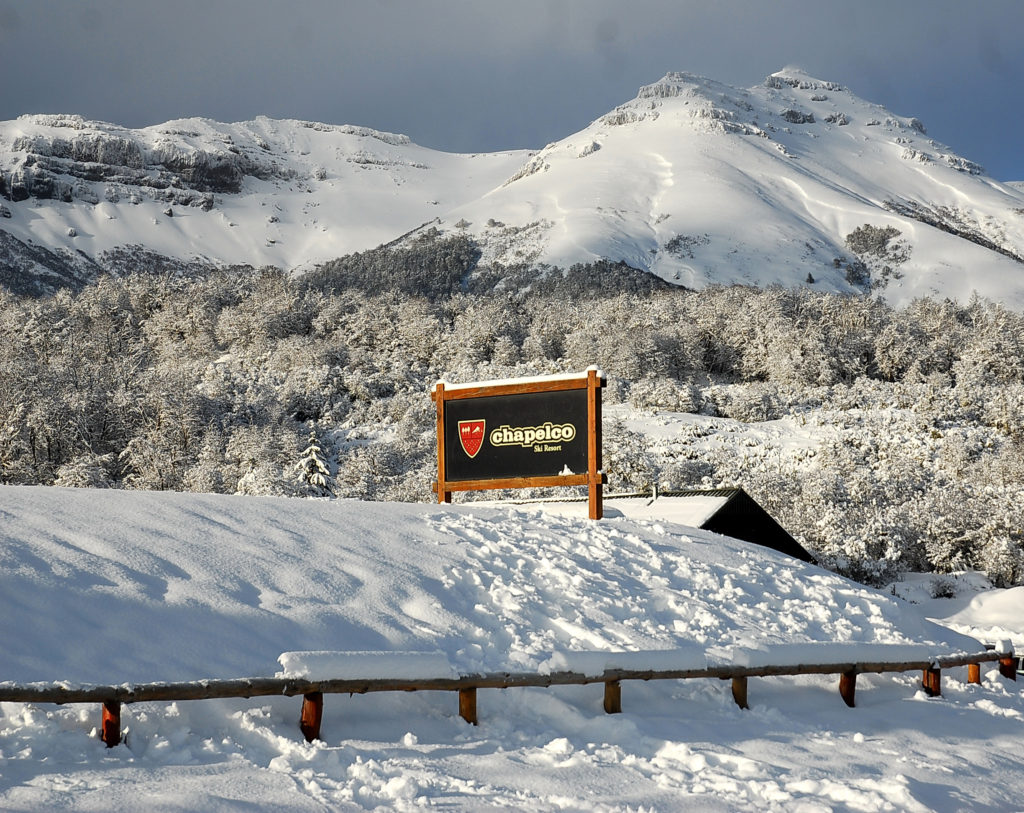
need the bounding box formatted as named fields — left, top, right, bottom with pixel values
left=458, top=420, right=485, bottom=458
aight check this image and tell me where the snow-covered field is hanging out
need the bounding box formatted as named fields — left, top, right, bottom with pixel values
left=1, top=485, right=1021, bottom=811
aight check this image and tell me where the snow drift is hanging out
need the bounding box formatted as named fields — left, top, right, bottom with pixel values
left=0, top=485, right=984, bottom=686
left=1, top=485, right=1022, bottom=811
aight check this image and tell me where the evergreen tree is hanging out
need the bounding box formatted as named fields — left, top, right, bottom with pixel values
left=295, top=429, right=334, bottom=497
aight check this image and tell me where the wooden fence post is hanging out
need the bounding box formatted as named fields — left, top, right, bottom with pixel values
left=433, top=383, right=452, bottom=504
left=587, top=368, right=603, bottom=521
left=999, top=654, right=1017, bottom=681
left=731, top=677, right=749, bottom=710
left=100, top=701, right=121, bottom=747
left=603, top=681, right=621, bottom=714
left=299, top=692, right=324, bottom=742
left=839, top=671, right=857, bottom=708
left=923, top=667, right=941, bottom=697
left=459, top=688, right=478, bottom=725
left=967, top=663, right=981, bottom=685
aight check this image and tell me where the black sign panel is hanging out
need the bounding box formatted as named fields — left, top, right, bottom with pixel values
left=444, top=389, right=588, bottom=482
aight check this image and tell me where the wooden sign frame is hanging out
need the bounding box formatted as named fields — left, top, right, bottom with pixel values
left=432, top=368, right=605, bottom=519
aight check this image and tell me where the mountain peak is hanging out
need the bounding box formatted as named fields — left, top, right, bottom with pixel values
left=765, top=66, right=844, bottom=93
left=637, top=71, right=710, bottom=97
left=441, top=69, right=1024, bottom=305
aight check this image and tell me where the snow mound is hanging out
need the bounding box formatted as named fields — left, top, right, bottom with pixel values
left=0, top=485, right=983, bottom=686
left=1, top=484, right=1022, bottom=811
left=935, top=586, right=1024, bottom=649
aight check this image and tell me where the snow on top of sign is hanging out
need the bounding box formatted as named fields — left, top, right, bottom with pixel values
left=435, top=367, right=604, bottom=392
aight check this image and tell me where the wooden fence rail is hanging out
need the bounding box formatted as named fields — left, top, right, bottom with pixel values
left=1, top=648, right=1015, bottom=747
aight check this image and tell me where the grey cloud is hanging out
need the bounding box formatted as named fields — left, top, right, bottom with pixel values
left=1, top=0, right=1021, bottom=180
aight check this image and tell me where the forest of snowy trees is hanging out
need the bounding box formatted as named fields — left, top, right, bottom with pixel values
left=1, top=232, right=1022, bottom=588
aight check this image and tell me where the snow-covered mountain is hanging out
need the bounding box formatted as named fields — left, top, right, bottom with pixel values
left=0, top=114, right=526, bottom=294
left=449, top=68, right=1024, bottom=305
left=3, top=68, right=1024, bottom=305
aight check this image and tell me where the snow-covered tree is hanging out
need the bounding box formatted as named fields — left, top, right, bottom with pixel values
left=54, top=453, right=115, bottom=488
left=295, top=430, right=334, bottom=497
left=3, top=259, right=1024, bottom=586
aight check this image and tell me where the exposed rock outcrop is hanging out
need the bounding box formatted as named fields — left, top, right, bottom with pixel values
left=0, top=116, right=296, bottom=208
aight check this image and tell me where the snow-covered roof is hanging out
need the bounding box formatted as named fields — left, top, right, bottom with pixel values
left=528, top=493, right=731, bottom=527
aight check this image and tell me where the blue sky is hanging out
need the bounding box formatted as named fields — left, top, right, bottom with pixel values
left=2, top=0, right=1022, bottom=181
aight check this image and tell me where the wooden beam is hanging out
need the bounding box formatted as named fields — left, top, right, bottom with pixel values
left=100, top=700, right=120, bottom=748
left=440, top=473, right=591, bottom=493
left=1, top=646, right=1015, bottom=749
left=731, top=676, right=749, bottom=710
left=0, top=649, right=1011, bottom=706
left=459, top=688, right=477, bottom=725
left=299, top=692, right=323, bottom=742
left=839, top=671, right=856, bottom=708
left=603, top=681, right=621, bottom=714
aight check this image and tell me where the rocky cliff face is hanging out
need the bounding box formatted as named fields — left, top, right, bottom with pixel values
left=0, top=115, right=296, bottom=208
left=0, top=113, right=526, bottom=294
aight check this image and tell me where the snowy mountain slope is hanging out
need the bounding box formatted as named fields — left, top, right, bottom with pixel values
left=2, top=485, right=1023, bottom=811
left=439, top=68, right=1024, bottom=305
left=3, top=69, right=1024, bottom=306
left=0, top=114, right=526, bottom=287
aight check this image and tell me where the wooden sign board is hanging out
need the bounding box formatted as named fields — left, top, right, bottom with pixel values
left=432, top=368, right=605, bottom=519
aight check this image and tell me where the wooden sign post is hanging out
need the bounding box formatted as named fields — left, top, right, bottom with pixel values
left=432, top=368, right=605, bottom=519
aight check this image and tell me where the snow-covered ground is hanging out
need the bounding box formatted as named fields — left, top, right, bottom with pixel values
left=1, top=485, right=1021, bottom=811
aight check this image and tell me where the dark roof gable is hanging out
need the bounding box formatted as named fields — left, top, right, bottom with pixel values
left=660, top=488, right=816, bottom=563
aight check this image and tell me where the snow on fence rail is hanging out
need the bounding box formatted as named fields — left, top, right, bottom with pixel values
left=0, top=645, right=1015, bottom=748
